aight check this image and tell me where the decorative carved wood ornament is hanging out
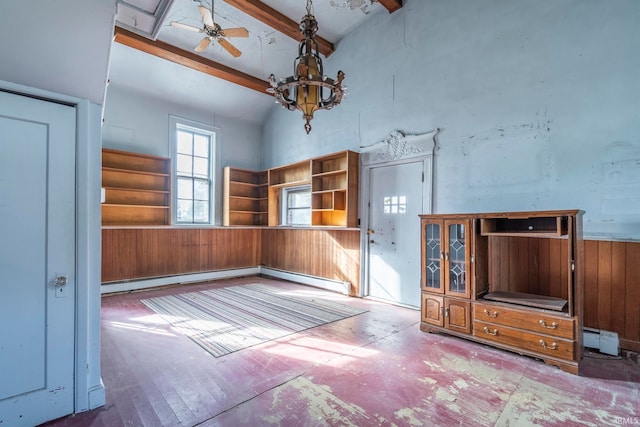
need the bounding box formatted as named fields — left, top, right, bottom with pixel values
left=359, top=128, right=440, bottom=164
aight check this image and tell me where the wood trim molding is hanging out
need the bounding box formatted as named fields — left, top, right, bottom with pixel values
left=223, top=0, right=335, bottom=57
left=378, top=0, right=403, bottom=13
left=113, top=26, right=269, bottom=94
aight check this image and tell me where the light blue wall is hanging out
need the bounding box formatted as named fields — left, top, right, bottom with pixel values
left=262, top=0, right=640, bottom=240
left=103, top=84, right=262, bottom=171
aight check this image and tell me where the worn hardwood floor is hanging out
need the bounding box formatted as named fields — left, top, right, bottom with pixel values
left=44, top=276, right=639, bottom=426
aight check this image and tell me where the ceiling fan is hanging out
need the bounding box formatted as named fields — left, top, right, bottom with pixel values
left=170, top=2, right=248, bottom=58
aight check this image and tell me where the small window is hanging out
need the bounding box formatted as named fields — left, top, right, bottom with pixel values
left=171, top=117, right=217, bottom=224
left=281, top=185, right=311, bottom=226
left=383, top=195, right=407, bottom=214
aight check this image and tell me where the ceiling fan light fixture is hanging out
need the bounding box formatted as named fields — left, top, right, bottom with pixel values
left=267, top=0, right=345, bottom=134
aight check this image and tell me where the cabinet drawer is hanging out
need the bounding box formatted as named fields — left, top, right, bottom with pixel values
left=474, top=303, right=574, bottom=339
left=473, top=320, right=574, bottom=361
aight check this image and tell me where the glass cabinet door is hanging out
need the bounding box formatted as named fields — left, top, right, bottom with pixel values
left=422, top=221, right=444, bottom=293
left=444, top=220, right=471, bottom=298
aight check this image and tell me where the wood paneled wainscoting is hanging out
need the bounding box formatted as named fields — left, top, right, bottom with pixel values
left=260, top=228, right=361, bottom=295
left=102, top=228, right=639, bottom=351
left=102, top=227, right=360, bottom=295
left=584, top=239, right=640, bottom=352
left=101, top=228, right=261, bottom=283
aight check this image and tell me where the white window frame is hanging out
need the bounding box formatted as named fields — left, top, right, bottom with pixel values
left=169, top=116, right=220, bottom=225
left=280, top=185, right=312, bottom=226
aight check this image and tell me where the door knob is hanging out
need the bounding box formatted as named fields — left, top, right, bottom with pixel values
left=54, top=275, right=68, bottom=287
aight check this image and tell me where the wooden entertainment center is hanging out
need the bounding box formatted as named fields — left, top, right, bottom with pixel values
left=419, top=210, right=584, bottom=374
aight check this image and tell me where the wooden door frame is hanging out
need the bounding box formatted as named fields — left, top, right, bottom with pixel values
left=0, top=80, right=105, bottom=413
left=359, top=129, right=439, bottom=299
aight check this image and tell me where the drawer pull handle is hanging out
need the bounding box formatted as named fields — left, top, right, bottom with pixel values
left=483, top=309, right=498, bottom=318
left=483, top=326, right=498, bottom=336
left=538, top=320, right=558, bottom=329
left=539, top=339, right=558, bottom=350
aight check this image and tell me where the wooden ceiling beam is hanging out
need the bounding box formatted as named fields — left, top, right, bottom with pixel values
left=223, top=0, right=335, bottom=57
left=378, top=0, right=403, bottom=13
left=114, top=26, right=269, bottom=94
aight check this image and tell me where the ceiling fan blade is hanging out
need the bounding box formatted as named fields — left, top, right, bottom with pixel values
left=170, top=21, right=202, bottom=33
left=194, top=37, right=211, bottom=52
left=217, top=38, right=242, bottom=58
left=198, top=5, right=214, bottom=27
left=221, top=27, right=249, bottom=38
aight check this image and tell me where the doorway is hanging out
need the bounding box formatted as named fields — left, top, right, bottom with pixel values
left=0, top=91, right=76, bottom=425
left=366, top=161, right=425, bottom=307
left=360, top=130, right=437, bottom=308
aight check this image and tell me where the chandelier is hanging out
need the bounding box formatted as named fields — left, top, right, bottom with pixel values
left=267, top=0, right=346, bottom=134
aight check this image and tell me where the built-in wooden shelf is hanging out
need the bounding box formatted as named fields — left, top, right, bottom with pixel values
left=223, top=150, right=359, bottom=228
left=311, top=151, right=358, bottom=227
left=223, top=167, right=268, bottom=226
left=102, top=148, right=171, bottom=226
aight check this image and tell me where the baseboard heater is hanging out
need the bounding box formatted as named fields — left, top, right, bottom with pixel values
left=100, top=267, right=260, bottom=294
left=259, top=267, right=350, bottom=295
left=583, top=327, right=619, bottom=356
left=100, top=266, right=350, bottom=296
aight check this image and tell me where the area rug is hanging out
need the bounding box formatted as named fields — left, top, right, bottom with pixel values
left=141, top=283, right=368, bottom=357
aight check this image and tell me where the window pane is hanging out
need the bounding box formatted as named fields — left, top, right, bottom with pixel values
left=193, top=201, right=209, bottom=223
left=288, top=208, right=310, bottom=225
left=177, top=131, right=193, bottom=154
left=193, top=134, right=209, bottom=157
left=177, top=178, right=193, bottom=199
left=194, top=179, right=209, bottom=201
left=288, top=190, right=311, bottom=208
left=193, top=157, right=208, bottom=178
left=177, top=199, right=193, bottom=222
left=177, top=154, right=192, bottom=175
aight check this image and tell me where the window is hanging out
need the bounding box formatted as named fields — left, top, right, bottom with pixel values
left=171, top=117, right=217, bottom=224
left=383, top=195, right=407, bottom=214
left=281, top=185, right=311, bottom=226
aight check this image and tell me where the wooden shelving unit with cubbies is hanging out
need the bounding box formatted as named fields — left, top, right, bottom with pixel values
left=102, top=148, right=171, bottom=226
left=311, top=150, right=359, bottom=227
left=222, top=150, right=359, bottom=228
left=223, top=167, right=269, bottom=226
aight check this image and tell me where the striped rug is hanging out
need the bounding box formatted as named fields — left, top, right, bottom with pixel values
left=141, top=283, right=367, bottom=357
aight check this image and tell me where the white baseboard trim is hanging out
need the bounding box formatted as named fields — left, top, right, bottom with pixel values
left=87, top=380, right=106, bottom=410
left=259, top=267, right=350, bottom=295
left=100, top=267, right=260, bottom=294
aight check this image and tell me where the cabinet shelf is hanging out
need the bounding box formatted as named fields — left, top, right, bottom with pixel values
left=102, top=149, right=171, bottom=226
left=312, top=169, right=347, bottom=178
left=229, top=210, right=267, bottom=214
left=102, top=167, right=169, bottom=178
left=103, top=203, right=169, bottom=209
left=103, top=187, right=168, bottom=194
left=480, top=216, right=567, bottom=237
left=228, top=195, right=268, bottom=201
left=269, top=179, right=311, bottom=188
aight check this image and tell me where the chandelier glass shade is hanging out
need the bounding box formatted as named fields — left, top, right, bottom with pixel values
left=267, top=0, right=346, bottom=134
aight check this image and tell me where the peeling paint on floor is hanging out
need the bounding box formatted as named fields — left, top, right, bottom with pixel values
left=266, top=377, right=370, bottom=426
left=495, top=376, right=635, bottom=426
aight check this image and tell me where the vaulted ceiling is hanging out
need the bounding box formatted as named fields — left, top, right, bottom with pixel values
left=111, top=0, right=402, bottom=123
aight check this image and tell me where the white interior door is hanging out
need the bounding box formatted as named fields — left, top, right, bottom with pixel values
left=368, top=161, right=424, bottom=307
left=0, top=91, right=76, bottom=425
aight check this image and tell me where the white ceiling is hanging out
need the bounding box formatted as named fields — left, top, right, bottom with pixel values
left=111, top=0, right=387, bottom=123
